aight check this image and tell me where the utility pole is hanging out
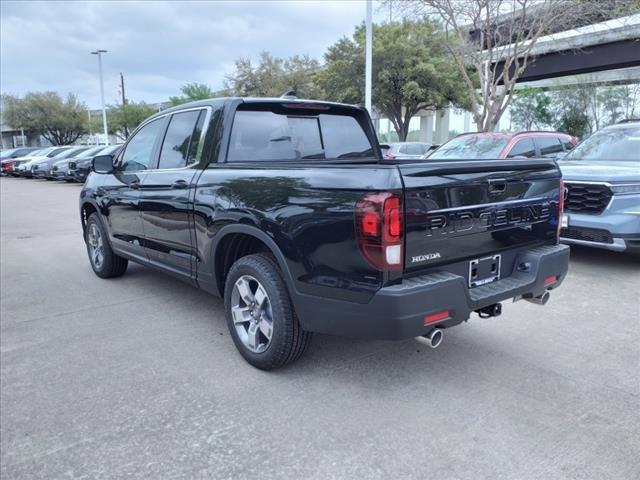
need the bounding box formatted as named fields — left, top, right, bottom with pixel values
left=120, top=72, right=128, bottom=137
left=91, top=49, right=109, bottom=145
left=120, top=72, right=126, bottom=106
left=365, top=0, right=373, bottom=114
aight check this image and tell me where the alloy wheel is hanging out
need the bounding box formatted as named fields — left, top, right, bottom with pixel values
left=230, top=275, right=274, bottom=353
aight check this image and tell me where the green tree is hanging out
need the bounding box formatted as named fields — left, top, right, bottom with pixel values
left=556, top=110, right=590, bottom=139
left=169, top=83, right=216, bottom=106
left=510, top=87, right=552, bottom=130
left=2, top=92, right=88, bottom=145
left=317, top=20, right=469, bottom=141
left=224, top=51, right=323, bottom=98
left=107, top=101, right=156, bottom=140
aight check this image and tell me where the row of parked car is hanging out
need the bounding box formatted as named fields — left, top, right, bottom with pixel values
left=381, top=130, right=577, bottom=161
left=0, top=144, right=121, bottom=182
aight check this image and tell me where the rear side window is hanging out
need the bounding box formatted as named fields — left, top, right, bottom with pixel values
left=506, top=138, right=536, bottom=158
left=227, top=108, right=374, bottom=162
left=158, top=110, right=204, bottom=169
left=537, top=137, right=564, bottom=157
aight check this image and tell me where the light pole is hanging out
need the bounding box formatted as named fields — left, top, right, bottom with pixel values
left=91, top=49, right=109, bottom=145
left=365, top=0, right=372, bottom=114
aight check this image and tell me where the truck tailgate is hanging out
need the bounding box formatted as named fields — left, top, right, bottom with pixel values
left=399, top=159, right=562, bottom=273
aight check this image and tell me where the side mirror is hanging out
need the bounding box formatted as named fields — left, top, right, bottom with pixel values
left=92, top=154, right=115, bottom=174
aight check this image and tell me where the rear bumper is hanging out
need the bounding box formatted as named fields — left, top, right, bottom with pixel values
left=295, top=244, right=570, bottom=340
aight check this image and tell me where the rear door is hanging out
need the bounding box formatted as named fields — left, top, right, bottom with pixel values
left=139, top=108, right=207, bottom=278
left=399, top=159, right=561, bottom=274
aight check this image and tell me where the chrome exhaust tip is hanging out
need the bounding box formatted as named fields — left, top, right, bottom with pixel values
left=525, top=291, right=550, bottom=306
left=416, top=328, right=444, bottom=349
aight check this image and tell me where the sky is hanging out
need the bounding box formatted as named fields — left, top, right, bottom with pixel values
left=1, top=0, right=390, bottom=109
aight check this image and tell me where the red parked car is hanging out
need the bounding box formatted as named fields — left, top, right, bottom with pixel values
left=427, top=131, right=577, bottom=160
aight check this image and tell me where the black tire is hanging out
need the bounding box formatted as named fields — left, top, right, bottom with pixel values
left=224, top=253, right=311, bottom=370
left=85, top=213, right=128, bottom=278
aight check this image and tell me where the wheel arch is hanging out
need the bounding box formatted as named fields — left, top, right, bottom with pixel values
left=210, top=224, right=297, bottom=298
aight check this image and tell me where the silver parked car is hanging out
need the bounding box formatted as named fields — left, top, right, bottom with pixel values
left=382, top=142, right=434, bottom=160
left=558, top=121, right=640, bottom=254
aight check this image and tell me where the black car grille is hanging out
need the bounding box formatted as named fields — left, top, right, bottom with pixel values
left=564, top=182, right=612, bottom=214
left=68, top=162, right=76, bottom=169
left=561, top=227, right=613, bottom=244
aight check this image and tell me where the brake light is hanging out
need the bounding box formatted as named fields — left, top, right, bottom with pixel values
left=384, top=151, right=395, bottom=160
left=355, top=192, right=403, bottom=270
left=557, top=179, right=564, bottom=242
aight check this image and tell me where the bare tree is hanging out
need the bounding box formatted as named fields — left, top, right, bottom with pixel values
left=394, top=0, right=638, bottom=132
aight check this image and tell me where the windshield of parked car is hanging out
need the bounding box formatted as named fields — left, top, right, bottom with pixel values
left=563, top=126, right=640, bottom=161
left=428, top=135, right=509, bottom=160
left=0, top=149, right=19, bottom=159
left=227, top=105, right=375, bottom=161
left=79, top=146, right=107, bottom=157
left=47, top=147, right=71, bottom=157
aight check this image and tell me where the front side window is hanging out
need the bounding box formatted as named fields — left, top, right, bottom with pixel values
left=158, top=110, right=203, bottom=169
left=506, top=138, right=536, bottom=158
left=227, top=108, right=373, bottom=162
left=537, top=137, right=563, bottom=157
left=120, top=118, right=163, bottom=172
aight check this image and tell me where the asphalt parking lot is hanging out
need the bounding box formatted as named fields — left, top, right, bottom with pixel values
left=1, top=176, right=639, bottom=480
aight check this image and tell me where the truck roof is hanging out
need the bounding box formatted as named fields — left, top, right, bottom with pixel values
left=153, top=97, right=362, bottom=119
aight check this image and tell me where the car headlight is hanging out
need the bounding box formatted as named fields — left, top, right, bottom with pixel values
left=610, top=184, right=640, bottom=195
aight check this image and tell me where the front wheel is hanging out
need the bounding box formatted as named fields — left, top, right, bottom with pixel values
left=85, top=213, right=128, bottom=278
left=224, top=253, right=311, bottom=370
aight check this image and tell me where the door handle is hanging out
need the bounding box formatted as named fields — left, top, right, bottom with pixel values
left=171, top=180, right=189, bottom=189
left=487, top=179, right=506, bottom=194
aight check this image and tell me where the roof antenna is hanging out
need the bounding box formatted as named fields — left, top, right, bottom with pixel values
left=281, top=89, right=297, bottom=99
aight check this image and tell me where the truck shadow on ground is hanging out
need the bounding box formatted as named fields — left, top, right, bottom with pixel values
left=122, top=262, right=526, bottom=386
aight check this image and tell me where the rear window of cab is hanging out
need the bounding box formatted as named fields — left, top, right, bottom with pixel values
left=227, top=104, right=375, bottom=162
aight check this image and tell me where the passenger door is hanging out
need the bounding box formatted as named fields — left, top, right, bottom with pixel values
left=102, top=117, right=165, bottom=260
left=139, top=108, right=207, bottom=278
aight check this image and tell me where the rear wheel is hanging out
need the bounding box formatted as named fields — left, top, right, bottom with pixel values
left=224, top=253, right=311, bottom=370
left=85, top=213, right=128, bottom=278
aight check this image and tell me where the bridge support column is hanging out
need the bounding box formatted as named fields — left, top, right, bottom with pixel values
left=420, top=112, right=434, bottom=143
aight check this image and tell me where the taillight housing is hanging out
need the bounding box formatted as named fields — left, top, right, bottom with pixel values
left=355, top=192, right=403, bottom=271
left=557, top=179, right=564, bottom=242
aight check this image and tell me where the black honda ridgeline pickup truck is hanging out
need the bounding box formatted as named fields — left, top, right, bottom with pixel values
left=80, top=98, right=569, bottom=369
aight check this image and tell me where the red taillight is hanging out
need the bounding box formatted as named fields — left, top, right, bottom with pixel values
left=384, top=151, right=395, bottom=160
left=356, top=192, right=403, bottom=271
left=557, top=179, right=564, bottom=242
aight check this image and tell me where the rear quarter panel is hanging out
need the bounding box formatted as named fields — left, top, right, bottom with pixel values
left=193, top=163, right=403, bottom=302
